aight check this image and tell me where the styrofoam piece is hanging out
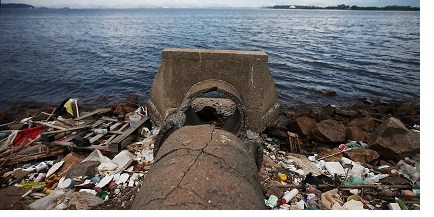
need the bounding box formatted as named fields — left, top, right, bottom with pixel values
left=343, top=200, right=365, bottom=210
left=111, top=150, right=136, bottom=174
left=96, top=175, right=114, bottom=188
left=388, top=203, right=401, bottom=210
left=46, top=161, right=64, bottom=178
left=79, top=189, right=97, bottom=195
left=117, top=173, right=130, bottom=184
left=324, top=162, right=345, bottom=176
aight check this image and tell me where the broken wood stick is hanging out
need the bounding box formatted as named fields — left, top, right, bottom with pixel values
left=35, top=122, right=66, bottom=130
left=0, top=121, right=16, bottom=128
left=41, top=125, right=92, bottom=135
left=276, top=184, right=418, bottom=190
left=317, top=148, right=352, bottom=161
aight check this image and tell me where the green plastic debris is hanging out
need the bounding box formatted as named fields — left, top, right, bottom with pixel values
left=395, top=197, right=408, bottom=210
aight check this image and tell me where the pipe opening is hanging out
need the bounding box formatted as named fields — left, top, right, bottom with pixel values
left=182, top=89, right=244, bottom=134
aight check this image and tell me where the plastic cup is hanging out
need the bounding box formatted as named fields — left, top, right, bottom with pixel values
left=129, top=114, right=141, bottom=126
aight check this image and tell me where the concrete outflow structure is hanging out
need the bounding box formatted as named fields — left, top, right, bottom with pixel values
left=147, top=48, right=280, bottom=133
left=132, top=49, right=280, bottom=210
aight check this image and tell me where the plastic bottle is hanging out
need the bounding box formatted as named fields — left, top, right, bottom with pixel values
left=34, top=173, right=46, bottom=183
left=281, top=189, right=299, bottom=204
left=35, top=162, right=48, bottom=172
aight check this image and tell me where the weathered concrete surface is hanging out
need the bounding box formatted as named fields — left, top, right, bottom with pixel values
left=131, top=125, right=266, bottom=210
left=147, top=48, right=280, bottom=133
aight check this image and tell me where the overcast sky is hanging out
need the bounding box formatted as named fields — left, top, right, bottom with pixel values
left=2, top=0, right=420, bottom=8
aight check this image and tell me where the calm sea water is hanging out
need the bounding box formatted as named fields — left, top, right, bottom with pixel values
left=0, top=8, right=420, bottom=109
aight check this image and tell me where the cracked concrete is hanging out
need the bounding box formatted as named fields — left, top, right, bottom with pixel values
left=131, top=125, right=266, bottom=210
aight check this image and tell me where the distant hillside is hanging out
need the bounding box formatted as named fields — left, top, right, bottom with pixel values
left=1, top=3, right=35, bottom=9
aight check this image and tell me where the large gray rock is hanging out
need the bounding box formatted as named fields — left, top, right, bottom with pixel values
left=65, top=161, right=100, bottom=179
left=287, top=116, right=316, bottom=136
left=368, top=117, right=419, bottom=160
left=312, top=119, right=346, bottom=143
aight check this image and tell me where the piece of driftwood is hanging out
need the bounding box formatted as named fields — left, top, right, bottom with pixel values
left=36, top=122, right=66, bottom=131
left=41, top=125, right=92, bottom=135
left=0, top=146, right=65, bottom=166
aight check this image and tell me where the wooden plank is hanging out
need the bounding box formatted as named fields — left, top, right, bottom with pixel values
left=88, top=122, right=122, bottom=144
left=51, top=141, right=111, bottom=152
left=37, top=122, right=66, bottom=130
left=41, top=125, right=92, bottom=135
left=104, top=123, right=129, bottom=145
left=100, top=117, right=121, bottom=122
left=48, top=119, right=104, bottom=143
left=0, top=146, right=65, bottom=166
left=110, top=117, right=149, bottom=152
left=74, top=110, right=100, bottom=121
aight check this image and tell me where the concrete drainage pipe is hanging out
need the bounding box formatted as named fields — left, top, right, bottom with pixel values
left=131, top=124, right=266, bottom=209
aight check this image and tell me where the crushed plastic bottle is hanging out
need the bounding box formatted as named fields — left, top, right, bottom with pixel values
left=265, top=195, right=278, bottom=208
left=19, top=180, right=46, bottom=190
left=344, top=176, right=365, bottom=185
left=364, top=174, right=388, bottom=185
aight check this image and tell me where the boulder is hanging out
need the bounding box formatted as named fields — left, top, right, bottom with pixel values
left=345, top=126, right=368, bottom=142
left=264, top=127, right=287, bottom=140
left=291, top=103, right=313, bottom=118
left=335, top=108, right=357, bottom=117
left=349, top=117, right=375, bottom=132
left=113, top=104, right=135, bottom=116
left=368, top=117, right=420, bottom=161
left=395, top=101, right=415, bottom=116
left=344, top=149, right=379, bottom=164
left=321, top=105, right=335, bottom=117
left=65, top=161, right=100, bottom=179
left=287, top=116, right=316, bottom=136
left=322, top=90, right=337, bottom=97
left=312, top=119, right=346, bottom=143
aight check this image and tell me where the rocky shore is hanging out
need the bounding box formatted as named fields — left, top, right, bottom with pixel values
left=0, top=96, right=420, bottom=210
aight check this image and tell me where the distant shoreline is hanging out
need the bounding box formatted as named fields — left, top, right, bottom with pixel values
left=264, top=5, right=420, bottom=11
left=1, top=3, right=419, bottom=11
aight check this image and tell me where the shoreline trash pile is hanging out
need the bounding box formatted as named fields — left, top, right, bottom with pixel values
left=260, top=99, right=420, bottom=210
left=0, top=98, right=421, bottom=210
left=0, top=98, right=159, bottom=210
